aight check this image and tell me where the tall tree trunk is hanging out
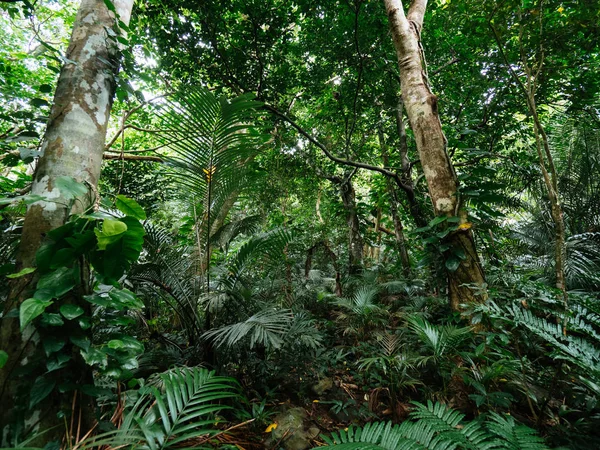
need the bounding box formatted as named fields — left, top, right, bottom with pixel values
left=378, top=126, right=410, bottom=275
left=490, top=15, right=568, bottom=318
left=384, top=0, right=487, bottom=310
left=337, top=172, right=364, bottom=274
left=0, top=0, right=133, bottom=444
left=394, top=97, right=427, bottom=228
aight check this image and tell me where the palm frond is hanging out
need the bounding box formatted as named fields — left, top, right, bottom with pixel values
left=203, top=308, right=294, bottom=350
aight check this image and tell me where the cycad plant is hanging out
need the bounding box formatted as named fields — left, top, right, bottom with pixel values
left=358, top=332, right=420, bottom=419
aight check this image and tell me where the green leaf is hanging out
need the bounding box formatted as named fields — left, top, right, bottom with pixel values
left=29, top=376, right=56, bottom=408
left=36, top=243, right=55, bottom=271
left=60, top=304, right=84, bottom=320
left=116, top=195, right=146, bottom=220
left=108, top=288, right=144, bottom=310
left=31, top=98, right=50, bottom=108
left=55, top=176, right=88, bottom=201
left=6, top=267, right=36, bottom=279
left=37, top=267, right=77, bottom=298
left=0, top=350, right=8, bottom=369
left=445, top=256, right=461, bottom=272
left=107, top=339, right=124, bottom=349
left=70, top=335, right=91, bottom=352
left=20, top=298, right=53, bottom=330
left=454, top=248, right=467, bottom=260
left=78, top=316, right=92, bottom=330
left=81, top=347, right=108, bottom=368
left=46, top=353, right=70, bottom=372
left=43, top=336, right=66, bottom=356
left=50, top=248, right=76, bottom=269
left=40, top=313, right=64, bottom=327
left=33, top=288, right=55, bottom=302
left=429, top=215, right=448, bottom=227
left=103, top=0, right=116, bottom=13
left=95, top=219, right=127, bottom=250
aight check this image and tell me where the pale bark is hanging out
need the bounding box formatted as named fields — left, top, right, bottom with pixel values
left=0, top=0, right=134, bottom=443
left=384, top=0, right=486, bottom=309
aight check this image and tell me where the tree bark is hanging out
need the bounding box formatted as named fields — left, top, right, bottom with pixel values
left=336, top=171, right=364, bottom=275
left=378, top=126, right=411, bottom=275
left=383, top=0, right=486, bottom=310
left=489, top=17, right=568, bottom=317
left=0, top=0, right=134, bottom=444
left=394, top=97, right=427, bottom=228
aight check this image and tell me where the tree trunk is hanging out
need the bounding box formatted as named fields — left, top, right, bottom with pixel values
left=394, top=97, right=427, bottom=228
left=336, top=172, right=364, bottom=274
left=378, top=126, right=411, bottom=275
left=0, top=0, right=133, bottom=444
left=383, top=0, right=486, bottom=310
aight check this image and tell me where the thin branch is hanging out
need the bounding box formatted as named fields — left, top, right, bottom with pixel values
left=103, top=153, right=163, bottom=162
left=262, top=103, right=413, bottom=195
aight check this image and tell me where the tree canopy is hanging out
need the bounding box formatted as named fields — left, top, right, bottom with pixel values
left=1, top=0, right=600, bottom=448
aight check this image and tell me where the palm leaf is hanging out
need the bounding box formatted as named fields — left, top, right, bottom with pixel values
left=203, top=308, right=294, bottom=350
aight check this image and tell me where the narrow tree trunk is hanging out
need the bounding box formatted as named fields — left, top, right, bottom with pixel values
left=394, top=97, right=427, bottom=228
left=0, top=0, right=133, bottom=443
left=378, top=126, right=410, bottom=275
left=384, top=0, right=486, bottom=309
left=337, top=172, right=364, bottom=274
left=490, top=15, right=568, bottom=316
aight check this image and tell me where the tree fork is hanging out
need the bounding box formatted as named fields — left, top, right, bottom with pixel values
left=383, top=0, right=487, bottom=309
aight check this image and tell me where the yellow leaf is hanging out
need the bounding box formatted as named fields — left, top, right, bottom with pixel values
left=557, top=6, right=564, bottom=13
left=265, top=423, right=278, bottom=433
left=458, top=222, right=472, bottom=230
left=313, top=399, right=319, bottom=403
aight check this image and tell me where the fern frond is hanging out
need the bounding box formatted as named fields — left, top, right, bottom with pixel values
left=320, top=402, right=547, bottom=450
left=81, top=367, right=239, bottom=449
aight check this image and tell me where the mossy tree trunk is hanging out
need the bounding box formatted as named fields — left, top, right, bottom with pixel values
left=0, top=0, right=133, bottom=444
left=383, top=0, right=487, bottom=310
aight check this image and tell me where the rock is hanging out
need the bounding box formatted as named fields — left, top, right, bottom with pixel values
left=307, top=426, right=320, bottom=439
left=311, top=377, right=333, bottom=396
left=266, top=407, right=312, bottom=450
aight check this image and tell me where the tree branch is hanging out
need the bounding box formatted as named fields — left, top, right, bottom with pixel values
left=407, top=0, right=428, bottom=30
left=262, top=103, right=414, bottom=195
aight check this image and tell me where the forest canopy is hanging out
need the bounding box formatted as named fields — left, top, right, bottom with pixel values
left=1, top=0, right=600, bottom=448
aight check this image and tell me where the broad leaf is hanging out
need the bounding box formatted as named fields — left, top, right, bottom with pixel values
left=55, top=176, right=88, bottom=201
left=37, top=267, right=77, bottom=298
left=20, top=298, right=53, bottom=330
left=95, top=219, right=128, bottom=250
left=60, top=304, right=84, bottom=320
left=29, top=376, right=56, bottom=408
left=0, top=351, right=8, bottom=369
left=116, top=195, right=146, bottom=220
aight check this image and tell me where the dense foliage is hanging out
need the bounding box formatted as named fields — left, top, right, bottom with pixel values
left=1, top=0, right=599, bottom=449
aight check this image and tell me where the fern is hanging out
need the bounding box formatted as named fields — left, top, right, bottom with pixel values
left=319, top=401, right=547, bottom=450
left=80, top=367, right=239, bottom=449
